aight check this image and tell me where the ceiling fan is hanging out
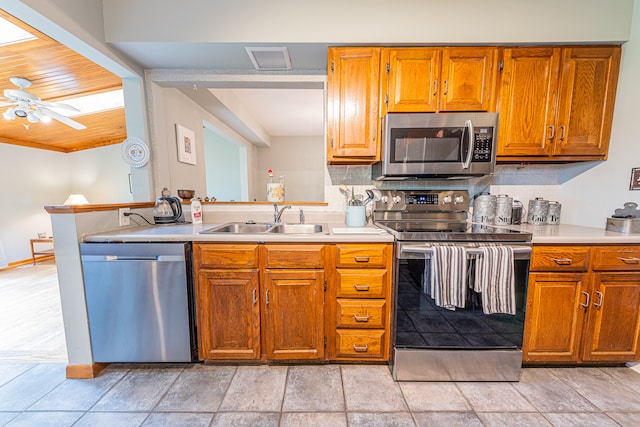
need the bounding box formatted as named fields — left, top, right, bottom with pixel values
left=0, top=77, right=86, bottom=130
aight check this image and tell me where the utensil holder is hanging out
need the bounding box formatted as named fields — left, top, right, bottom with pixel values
left=346, top=205, right=366, bottom=227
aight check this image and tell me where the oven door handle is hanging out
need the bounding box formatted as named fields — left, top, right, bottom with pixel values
left=400, top=245, right=532, bottom=258
left=461, top=119, right=474, bottom=170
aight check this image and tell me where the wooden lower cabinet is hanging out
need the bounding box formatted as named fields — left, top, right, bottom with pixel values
left=328, top=243, right=393, bottom=361
left=197, top=270, right=261, bottom=360
left=523, top=245, right=640, bottom=364
left=194, top=242, right=394, bottom=363
left=262, top=269, right=325, bottom=360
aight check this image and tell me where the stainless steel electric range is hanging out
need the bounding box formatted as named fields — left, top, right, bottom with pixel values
left=374, top=190, right=532, bottom=381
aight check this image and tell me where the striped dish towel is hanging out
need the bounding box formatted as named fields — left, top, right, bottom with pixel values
left=474, top=246, right=515, bottom=315
left=430, top=245, right=468, bottom=310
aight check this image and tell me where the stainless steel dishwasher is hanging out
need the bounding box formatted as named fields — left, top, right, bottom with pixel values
left=80, top=242, right=197, bottom=362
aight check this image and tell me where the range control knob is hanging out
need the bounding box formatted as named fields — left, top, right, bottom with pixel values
left=392, top=195, right=402, bottom=204
left=454, top=196, right=465, bottom=204
left=442, top=196, right=452, bottom=204
left=380, top=196, right=389, bottom=203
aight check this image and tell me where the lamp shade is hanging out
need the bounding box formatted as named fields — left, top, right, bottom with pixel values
left=63, top=194, right=90, bottom=205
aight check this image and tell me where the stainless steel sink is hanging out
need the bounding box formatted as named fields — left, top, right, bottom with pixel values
left=201, top=222, right=275, bottom=234
left=268, top=223, right=327, bottom=234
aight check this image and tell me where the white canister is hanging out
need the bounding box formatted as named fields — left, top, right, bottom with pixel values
left=527, top=198, right=549, bottom=225
left=346, top=205, right=366, bottom=227
left=472, top=194, right=497, bottom=224
left=546, top=201, right=562, bottom=224
left=495, top=194, right=513, bottom=226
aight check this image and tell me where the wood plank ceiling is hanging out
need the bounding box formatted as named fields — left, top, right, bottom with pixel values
left=0, top=10, right=126, bottom=153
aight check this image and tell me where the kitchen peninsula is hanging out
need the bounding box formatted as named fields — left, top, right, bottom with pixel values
left=47, top=201, right=640, bottom=378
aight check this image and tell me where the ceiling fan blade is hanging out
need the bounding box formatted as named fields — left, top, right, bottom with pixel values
left=35, top=99, right=80, bottom=112
left=38, top=107, right=87, bottom=130
left=0, top=101, right=17, bottom=107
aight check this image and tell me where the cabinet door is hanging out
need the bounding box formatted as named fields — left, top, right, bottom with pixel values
left=384, top=48, right=440, bottom=113
left=196, top=270, right=260, bottom=360
left=327, top=47, right=381, bottom=163
left=440, top=47, right=497, bottom=111
left=582, top=273, right=640, bottom=361
left=554, top=47, right=621, bottom=158
left=522, top=272, right=588, bottom=362
left=497, top=47, right=560, bottom=158
left=262, top=270, right=325, bottom=359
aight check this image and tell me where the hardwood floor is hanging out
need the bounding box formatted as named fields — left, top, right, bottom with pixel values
left=0, top=259, right=67, bottom=363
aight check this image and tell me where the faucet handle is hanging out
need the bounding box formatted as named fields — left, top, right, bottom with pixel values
left=299, top=208, right=305, bottom=224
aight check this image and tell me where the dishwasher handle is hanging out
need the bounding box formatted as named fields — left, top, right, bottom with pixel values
left=82, top=255, right=185, bottom=262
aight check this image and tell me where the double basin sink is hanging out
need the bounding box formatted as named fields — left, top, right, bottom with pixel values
left=201, top=222, right=328, bottom=235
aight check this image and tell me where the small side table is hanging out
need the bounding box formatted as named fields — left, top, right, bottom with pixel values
left=30, top=238, right=55, bottom=264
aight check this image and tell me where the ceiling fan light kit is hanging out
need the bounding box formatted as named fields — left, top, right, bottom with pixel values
left=1, top=76, right=86, bottom=130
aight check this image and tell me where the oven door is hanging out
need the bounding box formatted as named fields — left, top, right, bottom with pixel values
left=392, top=242, right=531, bottom=381
left=375, top=112, right=497, bottom=179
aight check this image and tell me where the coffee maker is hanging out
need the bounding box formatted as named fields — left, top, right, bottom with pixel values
left=153, top=196, right=183, bottom=224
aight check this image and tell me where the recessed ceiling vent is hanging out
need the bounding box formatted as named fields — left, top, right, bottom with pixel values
left=245, top=47, right=292, bottom=70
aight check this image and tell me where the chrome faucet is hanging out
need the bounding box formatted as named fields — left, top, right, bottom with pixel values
left=273, top=202, right=292, bottom=223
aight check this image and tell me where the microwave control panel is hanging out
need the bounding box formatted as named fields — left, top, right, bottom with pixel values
left=472, top=128, right=493, bottom=162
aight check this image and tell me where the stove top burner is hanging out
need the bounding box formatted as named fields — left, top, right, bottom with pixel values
left=375, top=220, right=532, bottom=242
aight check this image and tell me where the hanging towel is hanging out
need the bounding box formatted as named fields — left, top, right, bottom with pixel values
left=474, top=246, right=515, bottom=315
left=430, top=245, right=467, bottom=310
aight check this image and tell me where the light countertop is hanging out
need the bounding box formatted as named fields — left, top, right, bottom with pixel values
left=504, top=223, right=640, bottom=244
left=82, top=221, right=640, bottom=245
left=82, top=222, right=394, bottom=243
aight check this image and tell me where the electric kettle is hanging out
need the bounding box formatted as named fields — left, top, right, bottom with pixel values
left=153, top=196, right=183, bottom=224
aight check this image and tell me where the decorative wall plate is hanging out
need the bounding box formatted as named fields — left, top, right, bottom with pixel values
left=121, top=137, right=150, bottom=167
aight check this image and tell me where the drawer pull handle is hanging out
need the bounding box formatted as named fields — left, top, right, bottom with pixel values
left=353, top=344, right=369, bottom=352
left=553, top=258, right=573, bottom=265
left=353, top=314, right=370, bottom=322
left=252, top=289, right=257, bottom=305
left=353, top=283, right=370, bottom=291
left=619, top=257, right=640, bottom=264
left=580, top=291, right=590, bottom=308
left=594, top=290, right=604, bottom=308
left=354, top=256, right=370, bottom=263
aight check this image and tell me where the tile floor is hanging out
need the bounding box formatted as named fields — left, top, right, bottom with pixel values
left=1, top=362, right=640, bottom=426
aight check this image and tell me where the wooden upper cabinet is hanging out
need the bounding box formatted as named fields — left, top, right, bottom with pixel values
left=497, top=45, right=621, bottom=161
left=440, top=47, right=497, bottom=111
left=384, top=48, right=439, bottom=113
left=327, top=47, right=381, bottom=163
left=383, top=47, right=497, bottom=114
left=497, top=47, right=560, bottom=157
left=554, top=47, right=621, bottom=157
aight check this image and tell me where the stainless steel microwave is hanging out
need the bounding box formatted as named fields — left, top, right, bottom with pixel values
left=372, top=112, right=498, bottom=180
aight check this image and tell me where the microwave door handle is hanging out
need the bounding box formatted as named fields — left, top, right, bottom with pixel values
left=461, top=119, right=474, bottom=169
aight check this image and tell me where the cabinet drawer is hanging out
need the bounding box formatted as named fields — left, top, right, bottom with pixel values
left=336, top=244, right=388, bottom=268
left=530, top=246, right=590, bottom=272
left=195, top=244, right=258, bottom=269
left=337, top=269, right=387, bottom=298
left=262, top=244, right=325, bottom=269
left=336, top=329, right=385, bottom=358
left=336, top=299, right=386, bottom=328
left=592, top=246, right=640, bottom=271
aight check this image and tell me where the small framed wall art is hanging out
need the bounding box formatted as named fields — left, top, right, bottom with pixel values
left=176, top=124, right=197, bottom=165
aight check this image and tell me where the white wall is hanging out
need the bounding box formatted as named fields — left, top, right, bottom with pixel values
left=558, top=1, right=640, bottom=227
left=104, top=0, right=632, bottom=44
left=147, top=85, right=259, bottom=200
left=256, top=136, right=325, bottom=202
left=0, top=144, right=132, bottom=264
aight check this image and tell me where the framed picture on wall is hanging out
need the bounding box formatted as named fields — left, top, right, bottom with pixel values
left=176, top=124, right=197, bottom=165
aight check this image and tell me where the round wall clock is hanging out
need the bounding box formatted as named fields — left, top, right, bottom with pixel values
left=121, top=137, right=150, bottom=168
